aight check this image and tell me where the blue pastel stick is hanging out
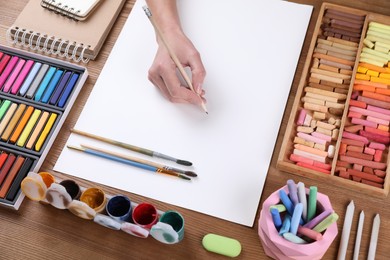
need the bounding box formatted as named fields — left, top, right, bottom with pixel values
left=34, top=66, right=56, bottom=101
left=58, top=73, right=79, bottom=108
left=290, top=203, right=303, bottom=235
left=270, top=208, right=282, bottom=230
left=279, top=189, right=294, bottom=216
left=287, top=179, right=299, bottom=206
left=19, top=62, right=42, bottom=96
left=41, top=69, right=64, bottom=103
left=49, top=71, right=71, bottom=105
left=278, top=214, right=291, bottom=235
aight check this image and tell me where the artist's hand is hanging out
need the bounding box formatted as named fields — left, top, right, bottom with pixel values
left=148, top=30, right=206, bottom=105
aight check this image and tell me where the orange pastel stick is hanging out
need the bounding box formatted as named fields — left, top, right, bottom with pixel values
left=361, top=179, right=383, bottom=188
left=353, top=84, right=376, bottom=92
left=375, top=88, right=390, bottom=96
left=313, top=53, right=355, bottom=66
left=9, top=106, right=34, bottom=143
left=358, top=62, right=388, bottom=73
left=347, top=168, right=384, bottom=183
left=362, top=91, right=390, bottom=103
left=345, top=150, right=373, bottom=161
left=354, top=79, right=387, bottom=89
left=349, top=99, right=367, bottom=108
left=289, top=153, right=314, bottom=165
left=339, top=155, right=387, bottom=169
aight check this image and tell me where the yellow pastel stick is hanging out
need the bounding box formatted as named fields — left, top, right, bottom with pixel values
left=26, top=111, right=49, bottom=149
left=370, top=21, right=390, bottom=32
left=17, top=109, right=41, bottom=147
left=35, top=113, right=57, bottom=152
left=0, top=103, right=17, bottom=136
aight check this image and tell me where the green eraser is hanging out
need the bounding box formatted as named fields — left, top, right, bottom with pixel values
left=202, top=233, right=241, bottom=257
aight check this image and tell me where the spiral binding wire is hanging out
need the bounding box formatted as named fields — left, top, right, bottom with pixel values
left=6, top=26, right=90, bottom=63
left=41, top=0, right=82, bottom=20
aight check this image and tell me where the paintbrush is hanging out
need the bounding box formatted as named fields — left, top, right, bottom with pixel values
left=71, top=129, right=193, bottom=166
left=67, top=145, right=192, bottom=181
left=80, top=143, right=197, bottom=177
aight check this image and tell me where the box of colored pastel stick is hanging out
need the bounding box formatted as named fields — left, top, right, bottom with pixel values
left=0, top=45, right=88, bottom=209
left=278, top=3, right=390, bottom=197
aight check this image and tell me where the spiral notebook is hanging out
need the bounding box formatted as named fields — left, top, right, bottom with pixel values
left=6, top=0, right=125, bottom=62
left=40, top=0, right=102, bottom=21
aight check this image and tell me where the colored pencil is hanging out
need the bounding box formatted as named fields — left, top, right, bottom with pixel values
left=71, top=128, right=193, bottom=166
left=142, top=5, right=208, bottom=114
left=67, top=145, right=191, bottom=181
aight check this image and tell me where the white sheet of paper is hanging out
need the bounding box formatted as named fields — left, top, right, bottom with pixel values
left=54, top=0, right=312, bottom=226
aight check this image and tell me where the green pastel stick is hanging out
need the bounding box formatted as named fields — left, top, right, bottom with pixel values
left=313, top=212, right=339, bottom=233
left=283, top=232, right=307, bottom=244
left=270, top=204, right=287, bottom=213
left=307, top=186, right=317, bottom=222
left=0, top=100, right=11, bottom=121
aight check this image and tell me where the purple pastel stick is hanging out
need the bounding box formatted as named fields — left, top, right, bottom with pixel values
left=287, top=179, right=299, bottom=206
left=303, top=209, right=333, bottom=229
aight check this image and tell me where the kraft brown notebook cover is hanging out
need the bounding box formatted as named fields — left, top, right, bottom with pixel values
left=6, top=0, right=126, bottom=62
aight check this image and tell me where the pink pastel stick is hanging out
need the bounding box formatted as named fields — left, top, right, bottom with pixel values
left=349, top=106, right=390, bottom=121
left=297, top=109, right=307, bottom=126
left=364, top=147, right=376, bottom=155
left=297, top=132, right=327, bottom=145
left=303, top=209, right=333, bottom=229
left=297, top=226, right=323, bottom=241
left=10, top=60, right=34, bottom=94
left=374, top=150, right=383, bottom=162
left=367, top=105, right=390, bottom=115
left=351, top=118, right=377, bottom=128
left=289, top=153, right=314, bottom=165
left=2, top=58, right=26, bottom=92
left=366, top=116, right=389, bottom=126
left=0, top=56, right=19, bottom=88
left=348, top=111, right=362, bottom=118
left=368, top=142, right=386, bottom=150
left=342, top=131, right=369, bottom=144
left=312, top=132, right=332, bottom=142
left=365, top=126, right=390, bottom=137
left=339, top=155, right=387, bottom=169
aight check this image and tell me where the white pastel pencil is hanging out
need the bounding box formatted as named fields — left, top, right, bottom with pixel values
left=352, top=210, right=364, bottom=260
left=337, top=200, right=355, bottom=260
left=367, top=214, right=380, bottom=260
left=143, top=5, right=208, bottom=114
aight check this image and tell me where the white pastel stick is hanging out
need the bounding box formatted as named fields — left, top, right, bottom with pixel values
left=367, top=214, right=380, bottom=260
left=337, top=200, right=355, bottom=260
left=352, top=211, right=364, bottom=260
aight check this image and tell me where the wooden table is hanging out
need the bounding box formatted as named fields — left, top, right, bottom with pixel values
left=0, top=0, right=389, bottom=259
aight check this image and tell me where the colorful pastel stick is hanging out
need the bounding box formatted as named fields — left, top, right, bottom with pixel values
left=297, top=226, right=323, bottom=241
left=278, top=214, right=291, bottom=235
left=58, top=73, right=79, bottom=108
left=3, top=58, right=26, bottom=93
left=0, top=56, right=19, bottom=88
left=287, top=179, right=299, bottom=205
left=1, top=103, right=26, bottom=141
left=0, top=54, right=11, bottom=74
left=282, top=232, right=307, bottom=244
left=19, top=62, right=42, bottom=96
left=5, top=157, right=33, bottom=201
left=313, top=212, right=339, bottom=233
left=0, top=155, right=25, bottom=198
left=297, top=182, right=307, bottom=221
left=270, top=204, right=286, bottom=213
left=10, top=59, right=34, bottom=94
left=49, top=71, right=71, bottom=105
left=0, top=152, right=8, bottom=168
left=279, top=189, right=294, bottom=216
left=26, top=64, right=49, bottom=98
left=17, top=109, right=41, bottom=147
left=0, top=100, right=11, bottom=120
left=41, top=69, right=64, bottom=103
left=303, top=209, right=334, bottom=229
left=25, top=111, right=49, bottom=149
left=0, top=153, right=16, bottom=185
left=290, top=203, right=303, bottom=235
left=307, top=186, right=317, bottom=222
left=33, top=66, right=56, bottom=101
left=270, top=208, right=282, bottom=230
left=35, top=113, right=57, bottom=151
left=0, top=102, right=17, bottom=136
left=9, top=105, right=34, bottom=143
